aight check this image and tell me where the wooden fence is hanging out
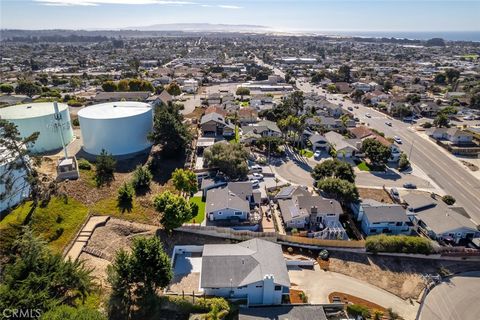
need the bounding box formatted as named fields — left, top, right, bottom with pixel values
left=176, top=225, right=366, bottom=249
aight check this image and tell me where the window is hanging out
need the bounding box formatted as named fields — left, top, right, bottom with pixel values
left=370, top=228, right=377, bottom=233
left=327, top=213, right=336, bottom=217
left=275, top=285, right=281, bottom=291
left=256, top=285, right=263, bottom=288
left=234, top=211, right=243, bottom=216
left=396, top=222, right=403, bottom=226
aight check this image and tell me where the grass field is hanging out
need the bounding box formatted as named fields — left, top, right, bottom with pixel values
left=1, top=196, right=90, bottom=252
left=188, top=196, right=205, bottom=224
left=357, top=161, right=371, bottom=171
left=91, top=196, right=158, bottom=225
left=299, top=149, right=314, bottom=158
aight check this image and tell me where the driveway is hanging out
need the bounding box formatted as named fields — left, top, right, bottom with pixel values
left=419, top=271, right=480, bottom=320
left=288, top=265, right=418, bottom=320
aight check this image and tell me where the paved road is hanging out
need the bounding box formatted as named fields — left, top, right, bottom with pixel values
left=257, top=58, right=480, bottom=223
left=272, top=147, right=431, bottom=189
left=419, top=271, right=480, bottom=320
left=288, top=265, right=418, bottom=320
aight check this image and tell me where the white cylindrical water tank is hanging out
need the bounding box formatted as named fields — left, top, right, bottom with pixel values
left=78, top=101, right=153, bottom=156
left=0, top=102, right=74, bottom=153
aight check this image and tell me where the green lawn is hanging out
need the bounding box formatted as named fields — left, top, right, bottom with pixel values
left=357, top=161, right=371, bottom=171
left=91, top=196, right=157, bottom=225
left=239, top=101, right=249, bottom=107
left=1, top=196, right=90, bottom=252
left=299, top=149, right=314, bottom=158
left=188, top=196, right=205, bottom=224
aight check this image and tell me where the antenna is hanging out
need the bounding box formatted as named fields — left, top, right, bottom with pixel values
left=53, top=102, right=68, bottom=159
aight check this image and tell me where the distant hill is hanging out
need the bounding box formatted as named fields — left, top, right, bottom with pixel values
left=126, top=23, right=269, bottom=32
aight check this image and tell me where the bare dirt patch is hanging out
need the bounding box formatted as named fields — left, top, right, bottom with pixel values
left=327, top=251, right=480, bottom=300
left=358, top=188, right=393, bottom=204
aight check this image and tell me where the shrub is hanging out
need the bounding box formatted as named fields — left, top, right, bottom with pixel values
left=422, top=122, right=433, bottom=128
left=71, top=118, right=80, bottom=126
left=78, top=159, right=92, bottom=170
left=117, top=182, right=134, bottom=209
left=398, top=152, right=410, bottom=171
left=442, top=195, right=456, bottom=205
left=131, top=165, right=153, bottom=192
left=366, top=234, right=433, bottom=254
left=347, top=304, right=370, bottom=318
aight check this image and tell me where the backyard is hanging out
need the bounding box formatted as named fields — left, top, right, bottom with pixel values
left=188, top=196, right=206, bottom=224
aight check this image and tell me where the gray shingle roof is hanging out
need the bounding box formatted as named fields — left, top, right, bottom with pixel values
left=239, top=305, right=327, bottom=320
left=206, top=186, right=250, bottom=214
left=201, top=239, right=290, bottom=288
left=362, top=204, right=409, bottom=223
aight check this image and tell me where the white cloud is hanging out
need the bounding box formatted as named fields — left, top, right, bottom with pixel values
left=35, top=0, right=197, bottom=6
left=217, top=4, right=242, bottom=9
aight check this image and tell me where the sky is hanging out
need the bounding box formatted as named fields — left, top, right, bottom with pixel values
left=1, top=0, right=480, bottom=32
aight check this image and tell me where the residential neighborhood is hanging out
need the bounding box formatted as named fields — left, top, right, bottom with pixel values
left=1, top=5, right=480, bottom=320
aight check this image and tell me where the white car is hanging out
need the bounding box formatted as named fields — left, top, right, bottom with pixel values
left=385, top=121, right=392, bottom=126
left=251, top=180, right=260, bottom=188
left=252, top=173, right=264, bottom=180
left=365, top=113, right=371, bottom=118
left=314, top=150, right=322, bottom=159
left=394, top=136, right=402, bottom=144
left=249, top=165, right=262, bottom=173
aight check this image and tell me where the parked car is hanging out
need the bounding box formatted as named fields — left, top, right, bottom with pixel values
left=394, top=136, right=402, bottom=144
left=251, top=180, right=260, bottom=188
left=314, top=150, right=321, bottom=159
left=354, top=117, right=360, bottom=122
left=403, top=182, right=417, bottom=189
left=347, top=106, right=353, bottom=111
left=385, top=121, right=392, bottom=126
left=249, top=165, right=263, bottom=173
left=251, top=173, right=264, bottom=180
left=390, top=187, right=400, bottom=199
left=365, top=113, right=371, bottom=118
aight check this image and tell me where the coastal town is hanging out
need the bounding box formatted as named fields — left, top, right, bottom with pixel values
left=1, top=27, right=480, bottom=320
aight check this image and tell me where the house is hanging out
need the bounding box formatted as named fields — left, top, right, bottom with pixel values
left=205, top=182, right=260, bottom=222
left=239, top=305, right=329, bottom=320
left=403, top=193, right=480, bottom=243
left=201, top=239, right=290, bottom=305
left=276, top=186, right=343, bottom=232
left=182, top=79, right=198, bottom=93
left=335, top=82, right=352, bottom=94
left=427, top=128, right=473, bottom=144
left=241, top=120, right=281, bottom=138
left=324, top=131, right=359, bottom=158
left=308, top=134, right=328, bottom=151
left=200, top=112, right=235, bottom=137
left=207, top=93, right=222, bottom=105
left=238, top=107, right=258, bottom=124
left=352, top=200, right=412, bottom=236
left=364, top=90, right=390, bottom=105
left=414, top=102, right=441, bottom=117
left=352, top=82, right=372, bottom=92
left=205, top=105, right=227, bottom=117
left=93, top=91, right=151, bottom=103
left=349, top=126, right=401, bottom=162
left=206, top=186, right=250, bottom=221
left=250, top=94, right=274, bottom=111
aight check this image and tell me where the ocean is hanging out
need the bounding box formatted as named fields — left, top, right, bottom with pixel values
left=319, top=31, right=480, bottom=42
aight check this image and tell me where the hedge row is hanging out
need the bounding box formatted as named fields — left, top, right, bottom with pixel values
left=365, top=234, right=433, bottom=254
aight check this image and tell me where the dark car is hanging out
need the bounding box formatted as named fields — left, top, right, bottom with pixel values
left=403, top=182, right=417, bottom=189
